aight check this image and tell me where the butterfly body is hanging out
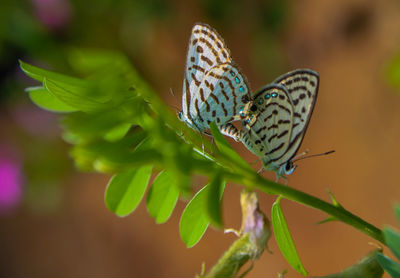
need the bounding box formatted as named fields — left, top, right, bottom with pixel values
left=179, top=23, right=251, bottom=135
left=178, top=24, right=320, bottom=182
left=243, top=69, right=319, bottom=180
left=221, top=69, right=319, bottom=181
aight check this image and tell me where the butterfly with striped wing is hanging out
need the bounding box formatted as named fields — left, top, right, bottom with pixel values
left=178, top=23, right=252, bottom=137
left=221, top=69, right=319, bottom=182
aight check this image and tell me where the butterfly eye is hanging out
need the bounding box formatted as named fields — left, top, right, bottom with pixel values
left=285, top=161, right=292, bottom=171
left=178, top=111, right=183, bottom=120
left=284, top=161, right=296, bottom=175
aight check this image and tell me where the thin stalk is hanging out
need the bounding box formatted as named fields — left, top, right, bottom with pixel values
left=141, top=78, right=385, bottom=245
left=225, top=171, right=384, bottom=244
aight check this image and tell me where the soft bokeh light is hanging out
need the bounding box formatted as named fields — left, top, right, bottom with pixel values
left=32, top=0, right=72, bottom=30
left=0, top=156, right=23, bottom=214
left=0, top=0, right=399, bottom=277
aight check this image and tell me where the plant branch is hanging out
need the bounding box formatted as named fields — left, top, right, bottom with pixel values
left=156, top=87, right=385, bottom=245
left=225, top=171, right=384, bottom=244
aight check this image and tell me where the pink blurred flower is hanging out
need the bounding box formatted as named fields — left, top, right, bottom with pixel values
left=33, top=0, right=72, bottom=30
left=0, top=158, right=23, bottom=214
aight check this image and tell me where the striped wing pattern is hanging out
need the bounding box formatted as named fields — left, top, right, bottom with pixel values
left=240, top=84, right=293, bottom=166
left=178, top=24, right=320, bottom=180
left=238, top=69, right=319, bottom=177
left=191, top=63, right=250, bottom=129
left=180, top=23, right=251, bottom=133
left=272, top=69, right=319, bottom=166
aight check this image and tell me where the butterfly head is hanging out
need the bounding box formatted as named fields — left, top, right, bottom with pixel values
left=276, top=160, right=297, bottom=178
left=178, top=110, right=192, bottom=126
left=241, top=104, right=258, bottom=127
left=284, top=160, right=297, bottom=175
left=178, top=110, right=184, bottom=121
left=238, top=102, right=252, bottom=117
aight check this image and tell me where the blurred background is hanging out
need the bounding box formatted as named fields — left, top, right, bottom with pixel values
left=0, top=0, right=399, bottom=277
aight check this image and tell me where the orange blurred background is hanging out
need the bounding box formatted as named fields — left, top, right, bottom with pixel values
left=0, top=0, right=399, bottom=277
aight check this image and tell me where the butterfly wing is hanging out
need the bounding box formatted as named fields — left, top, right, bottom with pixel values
left=240, top=84, right=293, bottom=169
left=273, top=69, right=319, bottom=164
left=182, top=23, right=232, bottom=127
left=190, top=63, right=251, bottom=130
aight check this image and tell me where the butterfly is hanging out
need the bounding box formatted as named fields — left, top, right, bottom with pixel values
left=178, top=23, right=252, bottom=137
left=221, top=69, right=319, bottom=181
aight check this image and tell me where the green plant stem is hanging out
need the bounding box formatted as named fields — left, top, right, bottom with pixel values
left=199, top=234, right=252, bottom=278
left=170, top=118, right=384, bottom=244
left=119, top=76, right=383, bottom=248
left=226, top=172, right=384, bottom=244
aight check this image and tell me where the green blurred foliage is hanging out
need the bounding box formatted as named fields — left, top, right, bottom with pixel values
left=7, top=1, right=374, bottom=276
left=312, top=250, right=383, bottom=278
left=18, top=49, right=252, bottom=249
left=386, top=51, right=400, bottom=90
left=377, top=206, right=400, bottom=277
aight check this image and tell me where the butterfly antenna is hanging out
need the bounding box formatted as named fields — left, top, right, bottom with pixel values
left=170, top=88, right=179, bottom=105
left=293, top=150, right=335, bottom=163
left=167, top=103, right=180, bottom=112
left=292, top=148, right=310, bottom=160
left=168, top=88, right=181, bottom=112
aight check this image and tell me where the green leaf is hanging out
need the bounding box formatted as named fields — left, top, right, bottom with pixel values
left=314, top=250, right=383, bottom=278
left=105, top=165, right=152, bottom=217
left=62, top=110, right=136, bottom=140
left=180, top=185, right=211, bottom=248
left=384, top=227, right=400, bottom=261
left=104, top=123, right=132, bottom=142
left=377, top=253, right=400, bottom=277
left=19, top=60, right=88, bottom=86
left=205, top=172, right=226, bottom=229
left=27, top=86, right=77, bottom=113
left=146, top=171, right=179, bottom=224
left=70, top=135, right=160, bottom=173
left=44, top=78, right=110, bottom=113
left=316, top=216, right=338, bottom=225
left=327, top=188, right=342, bottom=208
left=20, top=60, right=134, bottom=108
left=209, top=122, right=253, bottom=171
left=272, top=197, right=307, bottom=276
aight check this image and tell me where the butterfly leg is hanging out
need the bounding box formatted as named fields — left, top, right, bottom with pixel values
left=275, top=174, right=288, bottom=185
left=224, top=228, right=241, bottom=237
left=176, top=128, right=185, bottom=138
left=283, top=177, right=289, bottom=185
left=200, top=134, right=206, bottom=154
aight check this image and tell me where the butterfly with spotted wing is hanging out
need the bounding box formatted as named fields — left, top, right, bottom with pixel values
left=178, top=23, right=252, bottom=137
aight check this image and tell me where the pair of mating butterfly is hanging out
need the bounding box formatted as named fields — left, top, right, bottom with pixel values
left=178, top=23, right=320, bottom=182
